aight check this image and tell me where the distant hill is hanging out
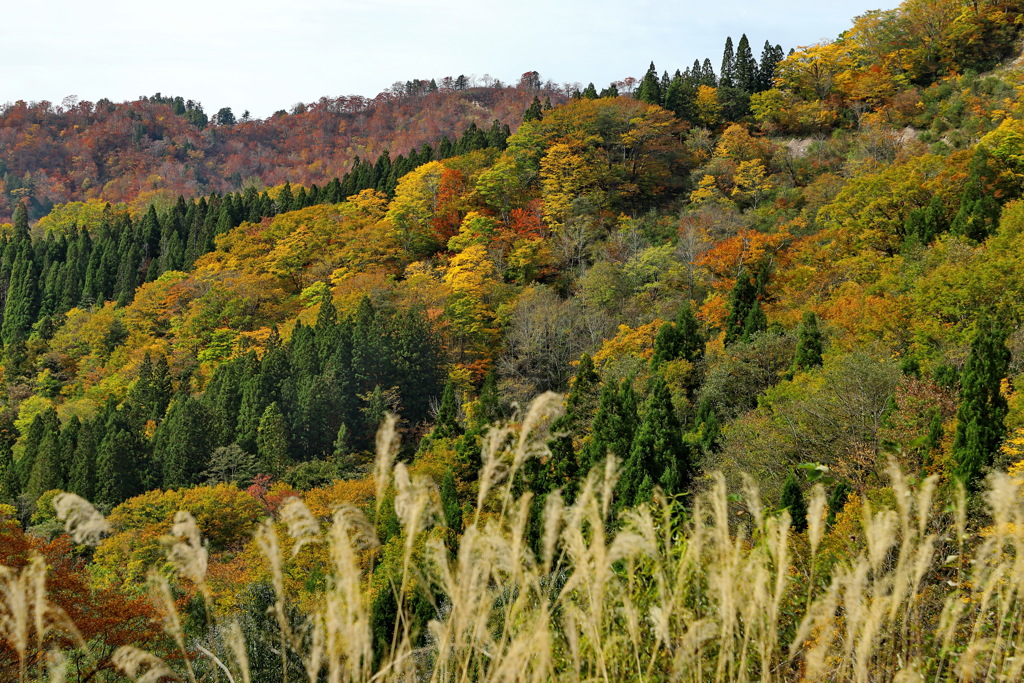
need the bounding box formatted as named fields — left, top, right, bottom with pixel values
left=0, top=79, right=564, bottom=221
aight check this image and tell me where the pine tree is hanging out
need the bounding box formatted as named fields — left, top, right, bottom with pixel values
left=780, top=472, right=808, bottom=532
left=741, top=300, right=767, bottom=342
left=581, top=83, right=599, bottom=100
left=791, top=311, right=824, bottom=374
left=952, top=318, right=1010, bottom=487
left=15, top=409, right=59, bottom=496
left=94, top=423, right=146, bottom=507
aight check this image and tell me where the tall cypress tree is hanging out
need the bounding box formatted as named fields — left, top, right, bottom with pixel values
left=952, top=318, right=1010, bottom=487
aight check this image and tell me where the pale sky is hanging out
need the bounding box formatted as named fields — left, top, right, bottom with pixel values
left=6, top=0, right=899, bottom=119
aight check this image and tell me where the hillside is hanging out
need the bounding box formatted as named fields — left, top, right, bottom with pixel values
left=3, top=1, right=1024, bottom=680
left=0, top=77, right=563, bottom=222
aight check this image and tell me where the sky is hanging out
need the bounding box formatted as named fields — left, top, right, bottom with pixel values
left=5, top=0, right=901, bottom=119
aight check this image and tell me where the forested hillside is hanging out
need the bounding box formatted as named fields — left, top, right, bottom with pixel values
left=4, top=0, right=1024, bottom=680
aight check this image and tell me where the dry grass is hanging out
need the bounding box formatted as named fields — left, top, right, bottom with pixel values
left=6, top=398, right=1024, bottom=681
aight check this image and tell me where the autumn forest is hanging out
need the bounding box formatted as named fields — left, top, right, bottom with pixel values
left=4, top=0, right=1024, bottom=680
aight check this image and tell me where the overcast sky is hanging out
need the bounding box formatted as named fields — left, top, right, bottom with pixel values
left=5, top=0, right=899, bottom=119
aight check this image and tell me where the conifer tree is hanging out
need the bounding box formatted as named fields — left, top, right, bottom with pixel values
left=780, top=471, right=808, bottom=532
left=67, top=425, right=97, bottom=502
left=523, top=97, right=543, bottom=123
left=431, top=380, right=461, bottom=439
left=582, top=379, right=639, bottom=474
left=440, top=467, right=462, bottom=536
left=725, top=270, right=759, bottom=346
left=741, top=300, right=768, bottom=342
left=26, top=428, right=62, bottom=501
left=0, top=440, right=14, bottom=503
left=637, top=62, right=663, bottom=105
left=952, top=318, right=1010, bottom=487
left=720, top=37, right=737, bottom=88
left=94, top=426, right=140, bottom=507
left=618, top=377, right=689, bottom=508
left=2, top=244, right=40, bottom=347
left=153, top=396, right=213, bottom=489
left=791, top=311, right=824, bottom=374
left=735, top=34, right=759, bottom=92
left=256, top=402, right=290, bottom=477
left=15, top=409, right=59, bottom=496
left=825, top=480, right=850, bottom=527
left=581, top=83, right=599, bottom=100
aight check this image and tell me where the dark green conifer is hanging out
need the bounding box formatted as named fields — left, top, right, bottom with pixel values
left=637, top=62, right=663, bottom=105
left=720, top=37, right=736, bottom=88
left=952, top=317, right=1010, bottom=487
left=780, top=472, right=808, bottom=532
left=523, top=97, right=543, bottom=123
left=618, top=377, right=689, bottom=507
left=256, top=402, right=290, bottom=477
left=67, top=426, right=97, bottom=501
left=431, top=380, right=461, bottom=439
left=791, top=311, right=824, bottom=374
left=153, top=396, right=213, bottom=489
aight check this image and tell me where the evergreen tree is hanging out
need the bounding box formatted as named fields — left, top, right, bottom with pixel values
left=15, top=409, right=59, bottom=496
left=735, top=34, right=759, bottom=92
left=724, top=270, right=759, bottom=346
left=153, top=396, right=213, bottom=489
left=951, top=149, right=1002, bottom=242
left=67, top=425, right=97, bottom=501
left=440, top=467, right=462, bottom=537
left=741, top=300, right=768, bottom=342
left=581, top=379, right=638, bottom=473
left=2, top=244, right=40, bottom=347
left=523, top=97, right=543, bottom=123
left=0, top=440, right=14, bottom=503
left=757, top=42, right=785, bottom=91
left=720, top=37, right=737, bottom=88
left=952, top=318, right=1010, bottom=487
left=780, top=471, right=808, bottom=532
left=581, top=83, right=599, bottom=100
left=26, top=428, right=62, bottom=501
left=256, top=402, right=290, bottom=477
left=431, top=380, right=461, bottom=439
left=825, top=480, right=851, bottom=527
left=791, top=311, right=824, bottom=374
left=618, top=377, right=689, bottom=508
left=651, top=303, right=705, bottom=369
left=94, top=424, right=145, bottom=507
left=637, top=62, right=663, bottom=105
